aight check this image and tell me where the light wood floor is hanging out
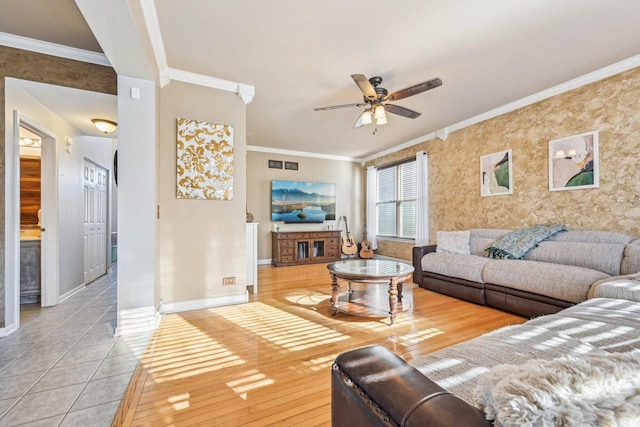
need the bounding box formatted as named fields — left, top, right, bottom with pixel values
left=113, top=263, right=525, bottom=426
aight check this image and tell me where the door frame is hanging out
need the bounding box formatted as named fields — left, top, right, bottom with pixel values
left=4, top=111, right=60, bottom=332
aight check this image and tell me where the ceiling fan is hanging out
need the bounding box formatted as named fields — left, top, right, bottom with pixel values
left=314, top=74, right=442, bottom=128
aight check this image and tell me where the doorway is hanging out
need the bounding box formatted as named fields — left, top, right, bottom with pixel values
left=3, top=79, right=118, bottom=337
left=18, top=126, right=43, bottom=306
left=9, top=114, right=59, bottom=332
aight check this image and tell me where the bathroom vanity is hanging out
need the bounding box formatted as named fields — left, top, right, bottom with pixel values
left=20, top=235, right=41, bottom=304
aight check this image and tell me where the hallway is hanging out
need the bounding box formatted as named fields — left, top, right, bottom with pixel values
left=0, top=269, right=151, bottom=426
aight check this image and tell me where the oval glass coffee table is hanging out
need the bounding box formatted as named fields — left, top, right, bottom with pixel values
left=327, top=259, right=415, bottom=325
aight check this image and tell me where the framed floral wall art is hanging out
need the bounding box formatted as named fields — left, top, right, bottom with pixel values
left=480, top=149, right=513, bottom=197
left=549, top=131, right=598, bottom=191
left=176, top=117, right=234, bottom=200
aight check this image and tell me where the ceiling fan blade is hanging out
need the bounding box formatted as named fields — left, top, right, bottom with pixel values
left=387, top=77, right=442, bottom=101
left=353, top=114, right=363, bottom=129
left=351, top=74, right=376, bottom=99
left=313, top=103, right=363, bottom=111
left=385, top=104, right=421, bottom=119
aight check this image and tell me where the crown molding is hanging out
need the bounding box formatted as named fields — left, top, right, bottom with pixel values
left=167, top=68, right=255, bottom=104
left=0, top=32, right=110, bottom=67
left=366, top=53, right=640, bottom=162
left=447, top=53, right=640, bottom=136
left=138, top=0, right=255, bottom=103
left=248, top=145, right=362, bottom=163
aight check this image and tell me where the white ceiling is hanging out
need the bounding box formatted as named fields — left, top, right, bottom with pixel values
left=3, top=0, right=640, bottom=159
left=12, top=79, right=118, bottom=139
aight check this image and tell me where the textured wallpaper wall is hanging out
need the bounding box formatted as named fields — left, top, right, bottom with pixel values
left=366, top=67, right=640, bottom=260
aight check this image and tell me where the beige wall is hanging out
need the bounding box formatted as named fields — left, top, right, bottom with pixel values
left=246, top=151, right=363, bottom=261
left=366, top=67, right=640, bottom=259
left=159, top=81, right=247, bottom=303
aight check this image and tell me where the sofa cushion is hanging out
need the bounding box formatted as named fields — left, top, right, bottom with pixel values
left=547, top=229, right=635, bottom=244
left=469, top=229, right=512, bottom=256
left=527, top=297, right=640, bottom=352
left=588, top=275, right=640, bottom=302
left=422, top=253, right=491, bottom=283
left=482, top=260, right=608, bottom=303
left=621, top=239, right=640, bottom=275
left=410, top=324, right=606, bottom=403
left=436, top=230, right=471, bottom=255
left=524, top=241, right=625, bottom=276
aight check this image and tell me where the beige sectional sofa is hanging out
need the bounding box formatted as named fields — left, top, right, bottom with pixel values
left=412, top=228, right=640, bottom=317
left=332, top=277, right=640, bottom=426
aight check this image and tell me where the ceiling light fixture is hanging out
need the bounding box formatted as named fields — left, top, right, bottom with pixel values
left=373, top=105, right=386, bottom=121
left=92, top=119, right=118, bottom=134
left=19, top=137, right=41, bottom=148
left=361, top=110, right=372, bottom=125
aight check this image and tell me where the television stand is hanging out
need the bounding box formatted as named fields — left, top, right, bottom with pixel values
left=271, top=230, right=341, bottom=266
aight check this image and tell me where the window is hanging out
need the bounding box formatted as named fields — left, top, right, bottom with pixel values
left=376, top=160, right=416, bottom=239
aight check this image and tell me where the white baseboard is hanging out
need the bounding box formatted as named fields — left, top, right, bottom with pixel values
left=159, top=291, right=248, bottom=314
left=258, top=258, right=272, bottom=265
left=116, top=306, right=160, bottom=336
left=0, top=322, right=18, bottom=337
left=59, top=283, right=87, bottom=303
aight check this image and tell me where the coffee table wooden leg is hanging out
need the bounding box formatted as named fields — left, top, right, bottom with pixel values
left=388, top=277, right=399, bottom=325
left=330, top=273, right=339, bottom=316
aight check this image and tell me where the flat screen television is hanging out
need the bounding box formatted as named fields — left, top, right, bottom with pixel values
left=271, top=180, right=336, bottom=223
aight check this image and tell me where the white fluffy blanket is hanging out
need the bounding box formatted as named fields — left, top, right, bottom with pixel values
left=473, top=350, right=640, bottom=427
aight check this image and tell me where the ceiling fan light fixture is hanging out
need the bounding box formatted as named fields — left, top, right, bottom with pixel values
left=376, top=115, right=387, bottom=126
left=361, top=110, right=372, bottom=125
left=92, top=118, right=118, bottom=134
left=373, top=105, right=386, bottom=120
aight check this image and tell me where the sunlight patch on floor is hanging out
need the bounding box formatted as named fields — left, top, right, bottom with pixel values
left=303, top=354, right=338, bottom=371
left=226, top=369, right=275, bottom=399
left=143, top=315, right=246, bottom=383
left=212, top=302, right=350, bottom=351
left=395, top=327, right=444, bottom=345
left=167, top=393, right=190, bottom=411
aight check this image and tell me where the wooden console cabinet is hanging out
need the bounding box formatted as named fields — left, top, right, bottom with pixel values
left=272, top=230, right=342, bottom=266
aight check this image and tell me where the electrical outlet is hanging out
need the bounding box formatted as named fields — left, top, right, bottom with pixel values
left=223, top=277, right=236, bottom=286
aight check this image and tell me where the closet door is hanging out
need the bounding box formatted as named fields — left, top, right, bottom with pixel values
left=83, top=160, right=108, bottom=283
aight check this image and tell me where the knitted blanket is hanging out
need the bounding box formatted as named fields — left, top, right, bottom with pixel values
left=485, top=224, right=567, bottom=260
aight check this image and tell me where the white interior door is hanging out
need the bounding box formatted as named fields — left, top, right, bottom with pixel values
left=83, top=160, right=108, bottom=283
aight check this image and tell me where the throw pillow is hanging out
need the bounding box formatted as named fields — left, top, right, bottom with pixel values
left=473, top=350, right=640, bottom=427
left=436, top=230, right=471, bottom=255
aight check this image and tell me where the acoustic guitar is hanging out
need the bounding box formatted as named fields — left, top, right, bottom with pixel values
left=359, top=240, right=374, bottom=259
left=341, top=216, right=358, bottom=256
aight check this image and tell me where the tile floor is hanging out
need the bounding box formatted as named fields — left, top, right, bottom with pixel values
left=0, top=268, right=152, bottom=426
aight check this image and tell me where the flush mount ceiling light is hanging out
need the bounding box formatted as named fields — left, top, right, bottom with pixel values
left=19, top=137, right=42, bottom=148
left=92, top=119, right=118, bottom=134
